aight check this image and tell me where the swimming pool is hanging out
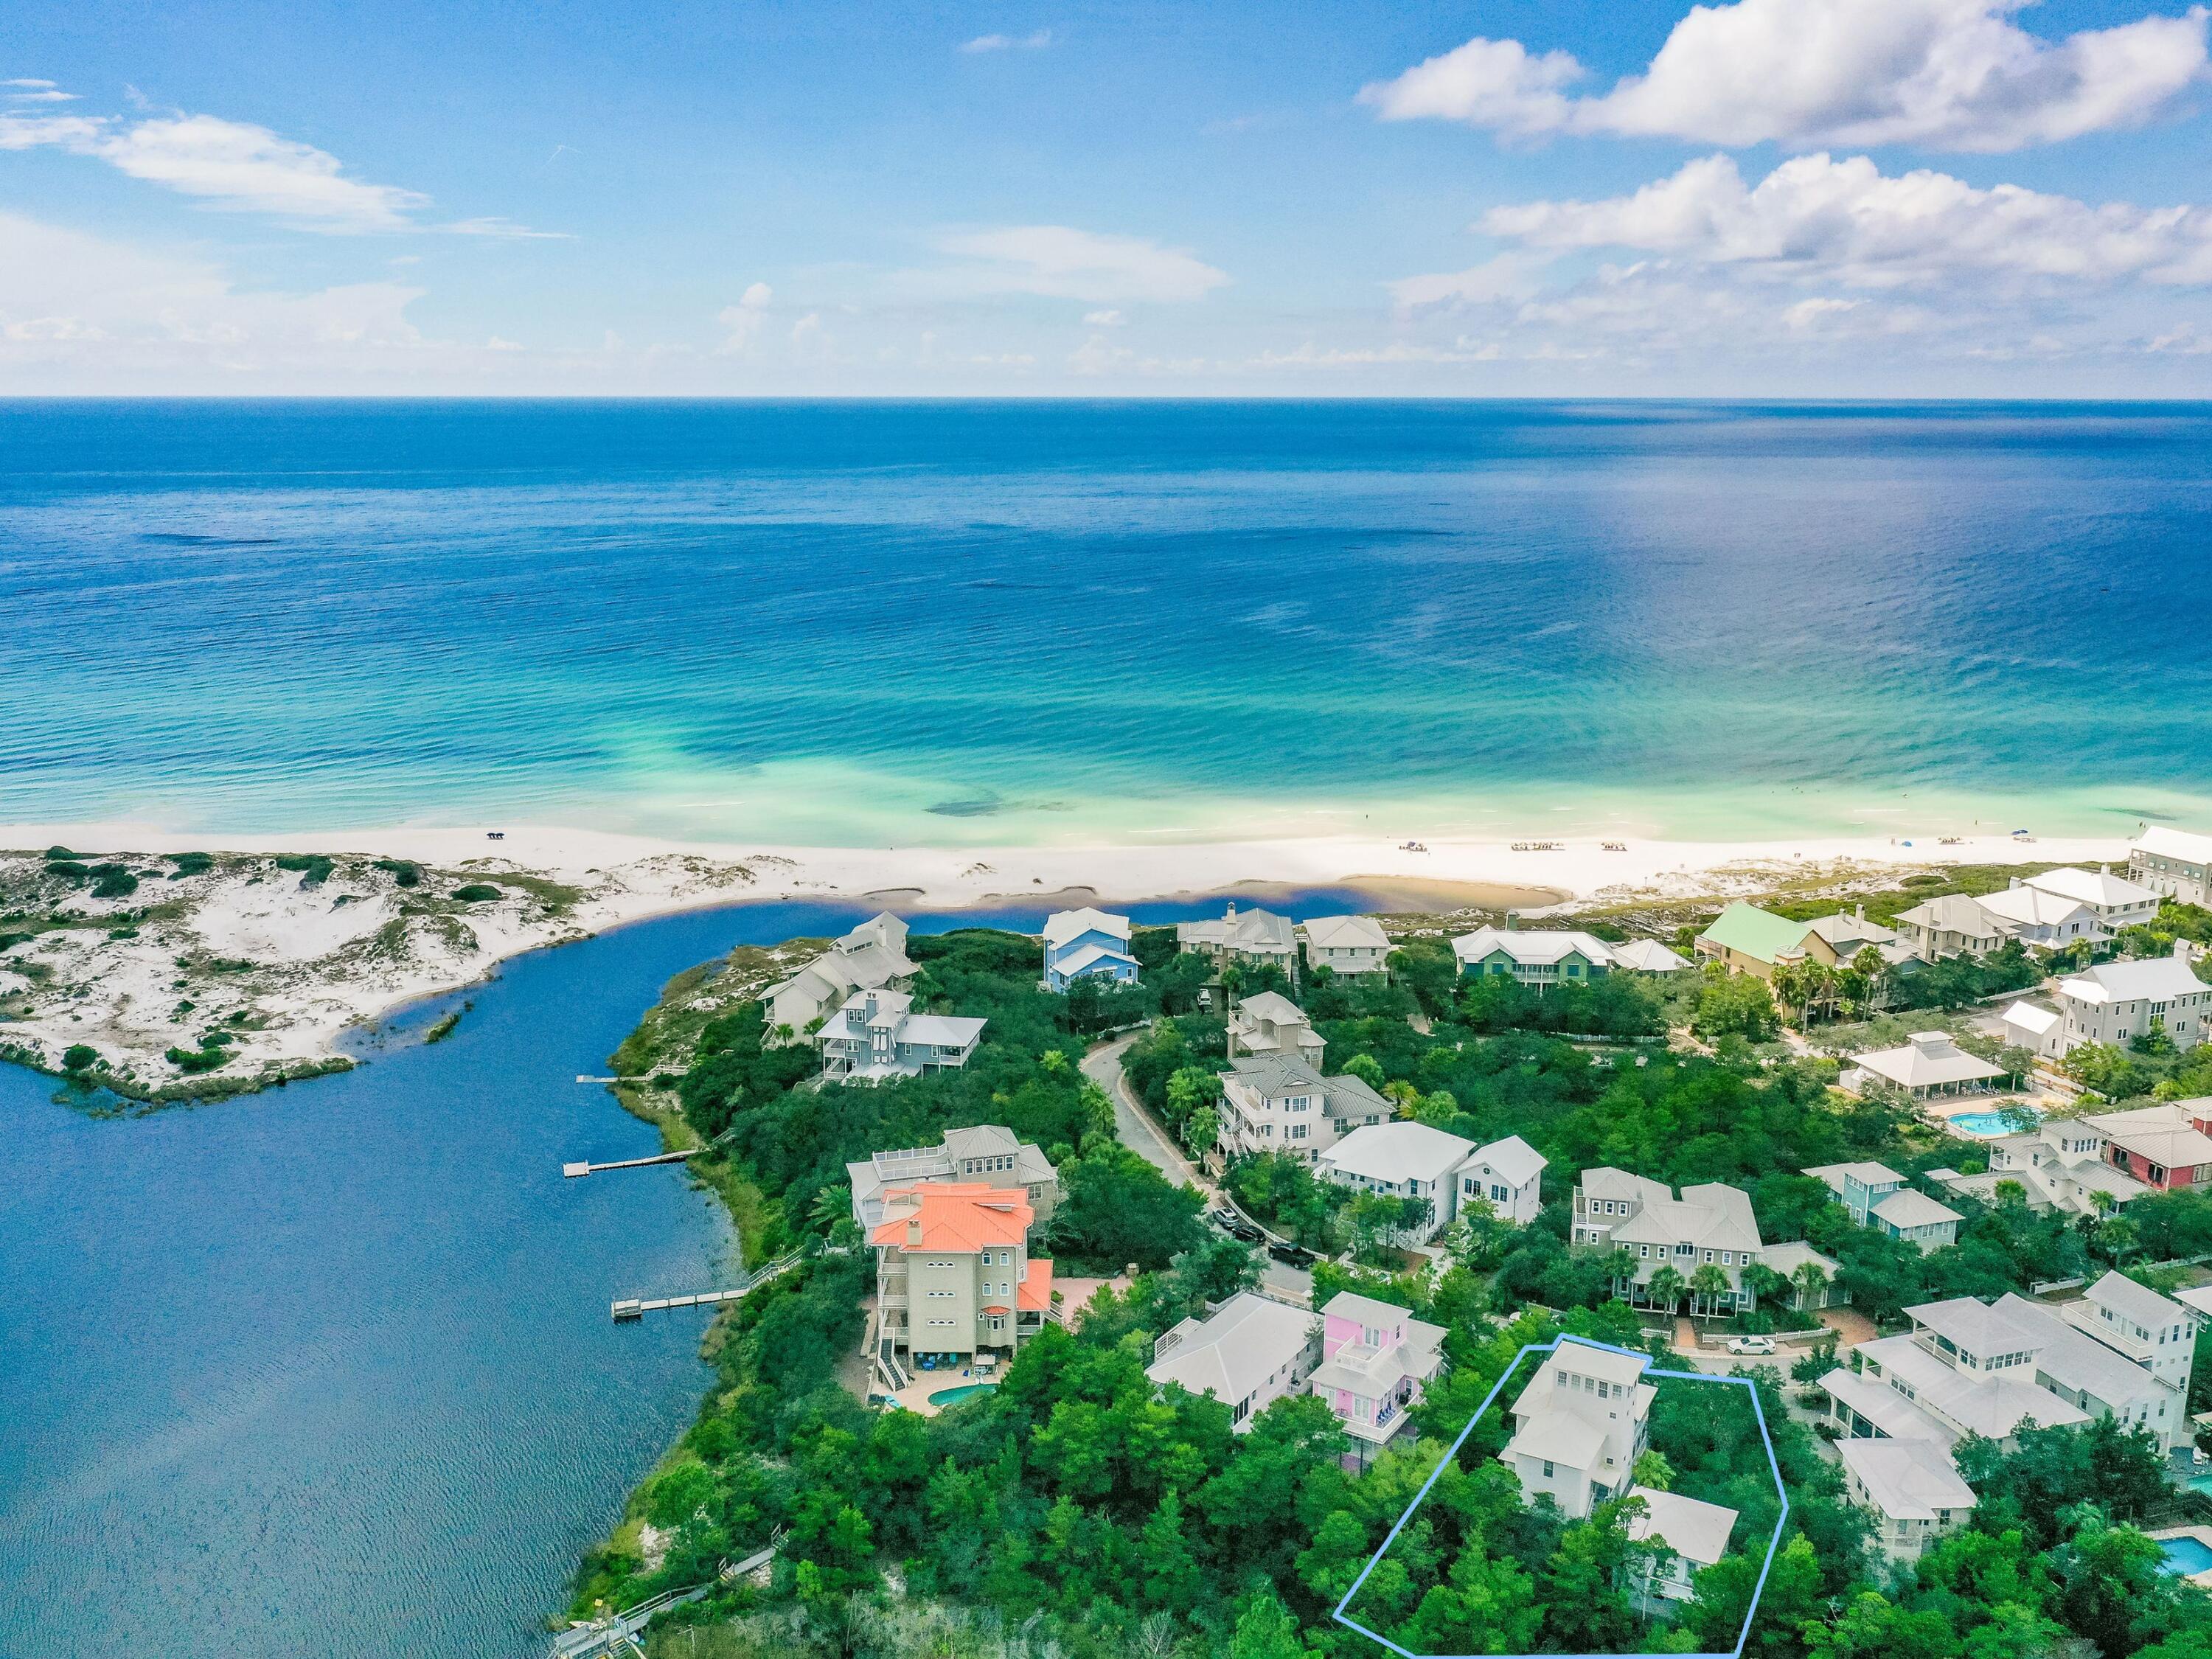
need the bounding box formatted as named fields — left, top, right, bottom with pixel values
left=928, top=1383, right=998, bottom=1407
left=1946, top=1107, right=2044, bottom=1138
left=2161, top=1537, right=2212, bottom=1576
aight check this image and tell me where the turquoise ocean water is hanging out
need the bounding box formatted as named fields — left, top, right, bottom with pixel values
left=4, top=399, right=2211, bottom=845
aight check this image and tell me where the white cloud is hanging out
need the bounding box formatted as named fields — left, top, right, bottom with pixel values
left=1362, top=0, right=2211, bottom=152
left=961, top=29, right=1052, bottom=52
left=931, top=226, right=1230, bottom=302
left=0, top=94, right=549, bottom=235
left=715, top=282, right=775, bottom=353
left=441, top=216, right=569, bottom=240
left=1476, top=153, right=2212, bottom=289
left=1082, top=308, right=1126, bottom=326
left=1388, top=251, right=1554, bottom=313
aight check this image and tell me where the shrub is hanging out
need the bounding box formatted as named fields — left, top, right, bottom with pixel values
left=168, top=852, right=214, bottom=878
left=166, top=1044, right=232, bottom=1074
left=273, top=854, right=335, bottom=887
left=451, top=883, right=503, bottom=902
left=44, top=860, right=90, bottom=883
left=44, top=845, right=79, bottom=860
left=90, top=863, right=139, bottom=898
left=62, top=1043, right=98, bottom=1073
left=373, top=858, right=422, bottom=888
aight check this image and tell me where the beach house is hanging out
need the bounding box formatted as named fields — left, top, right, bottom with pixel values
left=763, top=911, right=915, bottom=1040
left=1498, top=1338, right=1655, bottom=1518
left=1626, top=1489, right=1739, bottom=1612
left=1824, top=1289, right=2191, bottom=1461
left=2132, top=826, right=2212, bottom=906
left=2048, top=950, right=2210, bottom=1054
left=1176, top=902, right=1298, bottom=973
left=847, top=1124, right=1059, bottom=1230
left=1694, top=902, right=1812, bottom=978
left=1300, top=913, right=1392, bottom=975
left=1803, top=1161, right=1962, bottom=1253
left=1571, top=1169, right=1766, bottom=1316
left=1837, top=1439, right=1978, bottom=1564
left=2061, top=1271, right=2205, bottom=1397
left=1972, top=880, right=2106, bottom=950
left=1317, top=1122, right=1545, bottom=1243
left=1228, top=990, right=1326, bottom=1065
left=1146, top=1291, right=1321, bottom=1430
left=1040, top=907, right=1138, bottom=992
left=1309, top=1290, right=1447, bottom=1457
left=818, top=987, right=986, bottom=1082
left=1451, top=925, right=1619, bottom=990
left=2076, top=1102, right=2212, bottom=1194
left=2025, top=866, right=2160, bottom=932
left=869, top=1183, right=1051, bottom=1366
left=1840, top=1030, right=2008, bottom=1102
left=1216, top=1054, right=1390, bottom=1162
left=1935, top=1116, right=2152, bottom=1216
left=1894, top=894, right=2008, bottom=962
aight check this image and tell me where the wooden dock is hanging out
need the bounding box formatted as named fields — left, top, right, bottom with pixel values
left=562, top=1150, right=700, bottom=1179
left=611, top=1251, right=805, bottom=1321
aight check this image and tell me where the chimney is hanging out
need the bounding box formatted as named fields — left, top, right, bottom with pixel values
left=1855, top=902, right=1866, bottom=922
left=2008, top=877, right=2020, bottom=889
left=906, top=1217, right=923, bottom=1247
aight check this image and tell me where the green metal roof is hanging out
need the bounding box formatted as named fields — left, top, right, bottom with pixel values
left=1697, top=901, right=1812, bottom=964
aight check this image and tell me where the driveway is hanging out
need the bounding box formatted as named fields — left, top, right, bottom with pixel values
left=1082, top=1032, right=1312, bottom=1301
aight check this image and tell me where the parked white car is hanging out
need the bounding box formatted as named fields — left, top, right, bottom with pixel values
left=1725, top=1335, right=1778, bottom=1357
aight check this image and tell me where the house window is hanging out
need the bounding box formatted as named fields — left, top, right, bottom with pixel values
left=1542, top=1460, right=1554, bottom=1478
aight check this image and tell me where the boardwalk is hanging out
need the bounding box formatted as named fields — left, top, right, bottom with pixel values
left=612, top=1250, right=804, bottom=1321
left=550, top=1543, right=777, bottom=1658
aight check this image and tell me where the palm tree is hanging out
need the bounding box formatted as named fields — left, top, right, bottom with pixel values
left=1740, top=1262, right=1789, bottom=1310
left=1791, top=1260, right=1830, bottom=1312
left=807, top=1183, right=852, bottom=1238
left=1646, top=1265, right=1687, bottom=1315
left=1688, top=1262, right=1732, bottom=1319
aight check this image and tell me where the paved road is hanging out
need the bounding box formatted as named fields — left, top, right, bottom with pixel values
left=1083, top=1032, right=1312, bottom=1301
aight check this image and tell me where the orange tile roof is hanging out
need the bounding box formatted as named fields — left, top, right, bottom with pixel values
left=870, top=1182, right=1034, bottom=1252
left=1018, top=1256, right=1054, bottom=1311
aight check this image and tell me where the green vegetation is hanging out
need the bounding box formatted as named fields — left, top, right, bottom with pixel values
left=61, top=1043, right=98, bottom=1073
left=273, top=853, right=335, bottom=887
left=89, top=862, right=139, bottom=898
left=167, top=851, right=215, bottom=878
left=44, top=859, right=91, bottom=882
left=556, top=914, right=2212, bottom=1657
left=422, top=1007, right=464, bottom=1043
left=372, top=858, right=422, bottom=887
left=450, top=882, right=504, bottom=902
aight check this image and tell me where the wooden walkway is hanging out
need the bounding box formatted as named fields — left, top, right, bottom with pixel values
left=563, top=1150, right=699, bottom=1178
left=550, top=1540, right=778, bottom=1658
left=611, top=1251, right=805, bottom=1321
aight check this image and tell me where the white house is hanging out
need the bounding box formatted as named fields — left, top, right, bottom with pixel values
left=763, top=912, right=916, bottom=1040
left=2051, top=949, right=2210, bottom=1054
left=1309, top=1291, right=1447, bottom=1455
left=1319, top=1123, right=1548, bottom=1243
left=1841, top=1031, right=2008, bottom=1101
left=1935, top=1116, right=2152, bottom=1216
left=1837, top=1439, right=1978, bottom=1564
left=2131, top=825, right=2212, bottom=906
left=1456, top=1133, right=1548, bottom=1228
left=1607, top=936, right=1693, bottom=973
left=818, top=987, right=986, bottom=1082
left=1300, top=914, right=1393, bottom=975
left=2060, top=1270, right=2205, bottom=1397
left=1498, top=1339, right=1655, bottom=1518
left=2000, top=1000, right=2066, bottom=1060
left=847, top=1124, right=1059, bottom=1230
left=1228, top=991, right=1326, bottom=1065
left=1217, top=1054, right=1390, bottom=1162
left=1147, top=1292, right=1321, bottom=1430
left=1320, top=1122, right=1477, bottom=1243
left=2027, top=866, right=2160, bottom=932
left=1894, top=894, right=2008, bottom=962
left=1973, top=880, right=2106, bottom=950
left=1626, top=1488, right=1739, bottom=1610
left=1041, top=907, right=1138, bottom=992
left=1177, top=902, right=1298, bottom=971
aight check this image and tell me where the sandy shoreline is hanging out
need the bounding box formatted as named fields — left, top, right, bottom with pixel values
left=0, top=818, right=2137, bottom=1100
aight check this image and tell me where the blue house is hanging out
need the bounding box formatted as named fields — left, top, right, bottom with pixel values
left=1043, top=907, right=1139, bottom=992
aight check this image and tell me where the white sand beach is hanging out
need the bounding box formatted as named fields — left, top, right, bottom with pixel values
left=0, top=818, right=2136, bottom=1097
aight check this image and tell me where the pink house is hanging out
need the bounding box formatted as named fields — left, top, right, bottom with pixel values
left=1310, top=1290, right=1447, bottom=1461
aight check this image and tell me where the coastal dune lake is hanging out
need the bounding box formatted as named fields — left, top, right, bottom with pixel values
left=4, top=398, right=2211, bottom=844
left=0, top=890, right=1369, bottom=1659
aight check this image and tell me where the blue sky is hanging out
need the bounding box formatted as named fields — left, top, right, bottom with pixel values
left=7, top=0, right=2212, bottom=394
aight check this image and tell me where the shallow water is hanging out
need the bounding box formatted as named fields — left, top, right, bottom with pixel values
left=7, top=399, right=2211, bottom=845
left=0, top=888, right=1363, bottom=1658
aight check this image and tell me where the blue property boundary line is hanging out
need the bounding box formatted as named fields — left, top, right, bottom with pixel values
left=1330, top=1334, right=1791, bottom=1659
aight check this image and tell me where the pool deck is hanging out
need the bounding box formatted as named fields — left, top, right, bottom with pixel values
left=881, top=1365, right=998, bottom=1417
left=2149, top=1526, right=2212, bottom=1588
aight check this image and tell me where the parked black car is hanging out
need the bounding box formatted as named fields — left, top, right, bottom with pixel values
left=1266, top=1239, right=1315, bottom=1267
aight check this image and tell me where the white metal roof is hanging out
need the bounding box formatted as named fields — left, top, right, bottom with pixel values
left=1607, top=936, right=1691, bottom=972
left=1301, top=914, right=1390, bottom=950
left=1451, top=926, right=1619, bottom=968
left=1470, top=1133, right=1547, bottom=1188
left=1850, top=1034, right=2006, bottom=1091
left=1043, top=906, right=1132, bottom=946
left=1871, top=1189, right=1963, bottom=1230
left=1321, top=1121, right=1478, bottom=1186
left=2086, top=1269, right=2197, bottom=1332
left=2028, top=866, right=2157, bottom=909
left=1145, top=1292, right=1317, bottom=1406
left=2064, top=955, right=2208, bottom=1005
left=1838, top=1437, right=1978, bottom=1521
left=2001, top=1001, right=2061, bottom=1036
left=1627, top=1487, right=1738, bottom=1568
left=1976, top=884, right=2098, bottom=931
left=2136, top=826, right=2212, bottom=867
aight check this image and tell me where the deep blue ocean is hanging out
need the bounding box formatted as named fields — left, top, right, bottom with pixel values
left=4, top=399, right=2211, bottom=844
